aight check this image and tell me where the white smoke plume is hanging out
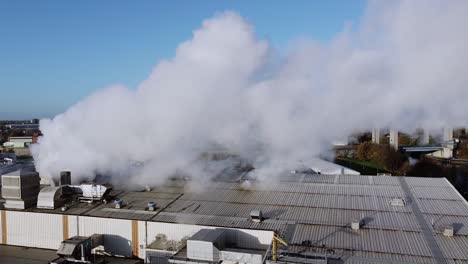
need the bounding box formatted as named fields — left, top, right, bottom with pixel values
left=31, top=0, right=468, bottom=184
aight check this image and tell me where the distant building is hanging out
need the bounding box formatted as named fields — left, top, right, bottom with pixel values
left=2, top=136, right=34, bottom=148
left=5, top=123, right=40, bottom=130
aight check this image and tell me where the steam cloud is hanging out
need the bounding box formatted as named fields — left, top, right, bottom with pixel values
left=31, top=0, right=468, bottom=185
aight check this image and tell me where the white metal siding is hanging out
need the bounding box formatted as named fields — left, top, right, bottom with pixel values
left=0, top=211, right=3, bottom=242
left=138, top=221, right=146, bottom=259
left=78, top=216, right=132, bottom=257
left=6, top=211, right=63, bottom=249
left=68, top=215, right=79, bottom=238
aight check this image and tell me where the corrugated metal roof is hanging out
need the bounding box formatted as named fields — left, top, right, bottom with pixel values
left=412, top=186, right=462, bottom=200
left=417, top=199, right=468, bottom=216
left=423, top=214, right=468, bottom=236
left=291, top=224, right=433, bottom=257
left=1, top=173, right=467, bottom=263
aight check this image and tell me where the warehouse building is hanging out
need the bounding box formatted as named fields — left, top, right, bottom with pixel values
left=2, top=136, right=34, bottom=148
left=0, top=166, right=468, bottom=263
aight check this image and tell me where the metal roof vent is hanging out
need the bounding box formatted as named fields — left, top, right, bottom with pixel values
left=59, top=171, right=71, bottom=185
left=147, top=201, right=156, bottom=211
left=250, top=210, right=263, bottom=223
left=390, top=198, right=406, bottom=207
left=114, top=199, right=123, bottom=209
left=443, top=225, right=454, bottom=237
left=351, top=219, right=361, bottom=230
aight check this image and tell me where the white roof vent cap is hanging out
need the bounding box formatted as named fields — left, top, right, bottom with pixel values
left=391, top=198, right=406, bottom=207
left=443, top=225, right=454, bottom=237
left=114, top=199, right=123, bottom=209
left=351, top=219, right=361, bottom=230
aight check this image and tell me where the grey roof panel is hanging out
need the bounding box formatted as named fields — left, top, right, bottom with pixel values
left=290, top=224, right=433, bottom=257
left=412, top=186, right=462, bottom=200
left=2, top=173, right=467, bottom=262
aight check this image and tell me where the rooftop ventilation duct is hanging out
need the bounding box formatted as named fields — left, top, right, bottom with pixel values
left=147, top=201, right=157, bottom=211
left=390, top=198, right=406, bottom=207
left=351, top=219, right=361, bottom=230
left=37, top=185, right=72, bottom=209
left=250, top=210, right=263, bottom=223
left=114, top=199, right=123, bottom=209
left=443, top=225, right=454, bottom=237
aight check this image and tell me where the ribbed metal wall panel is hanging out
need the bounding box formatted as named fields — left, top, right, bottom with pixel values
left=68, top=215, right=78, bottom=238
left=137, top=221, right=146, bottom=259
left=78, top=216, right=132, bottom=257
left=6, top=211, right=62, bottom=249
left=0, top=210, right=3, bottom=244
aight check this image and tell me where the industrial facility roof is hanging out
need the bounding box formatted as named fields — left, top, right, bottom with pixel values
left=1, top=171, right=468, bottom=263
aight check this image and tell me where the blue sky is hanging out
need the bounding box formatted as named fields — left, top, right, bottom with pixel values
left=0, top=0, right=365, bottom=119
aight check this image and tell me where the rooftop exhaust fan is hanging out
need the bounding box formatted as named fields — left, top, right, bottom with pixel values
left=390, top=198, right=406, bottom=207
left=114, top=199, right=123, bottom=209
left=351, top=219, right=361, bottom=230
left=250, top=210, right=263, bottom=223
left=443, top=225, right=454, bottom=237
left=147, top=201, right=157, bottom=211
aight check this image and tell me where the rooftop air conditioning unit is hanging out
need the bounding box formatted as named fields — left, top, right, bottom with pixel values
left=1, top=170, right=40, bottom=209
